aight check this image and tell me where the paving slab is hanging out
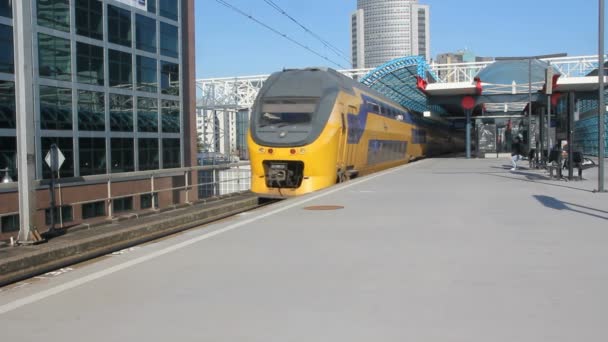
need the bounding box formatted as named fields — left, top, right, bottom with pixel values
left=0, top=158, right=607, bottom=342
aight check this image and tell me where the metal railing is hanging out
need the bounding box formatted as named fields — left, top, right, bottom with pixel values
left=0, top=163, right=252, bottom=235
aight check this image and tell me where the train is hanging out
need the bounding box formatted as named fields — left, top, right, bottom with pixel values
left=247, top=67, right=464, bottom=198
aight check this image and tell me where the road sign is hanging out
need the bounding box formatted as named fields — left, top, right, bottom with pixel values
left=44, top=145, right=65, bottom=171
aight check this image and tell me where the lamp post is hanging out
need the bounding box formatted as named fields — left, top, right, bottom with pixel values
left=1, top=168, right=12, bottom=184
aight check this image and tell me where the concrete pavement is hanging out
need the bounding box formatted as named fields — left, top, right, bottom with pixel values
left=0, top=157, right=607, bottom=341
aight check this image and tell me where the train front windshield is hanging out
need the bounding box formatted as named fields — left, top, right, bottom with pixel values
left=258, top=99, right=317, bottom=127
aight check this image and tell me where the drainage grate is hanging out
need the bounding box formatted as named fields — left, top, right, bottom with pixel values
left=303, top=205, right=344, bottom=211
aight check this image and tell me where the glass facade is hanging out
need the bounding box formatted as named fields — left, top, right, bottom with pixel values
left=78, top=90, right=105, bottom=131
left=40, top=85, right=72, bottom=130
left=108, top=5, right=131, bottom=47
left=109, top=49, right=132, bottom=89
left=110, top=94, right=133, bottom=132
left=0, top=81, right=15, bottom=129
left=161, top=61, right=179, bottom=95
left=136, top=14, right=156, bottom=53
left=38, top=33, right=71, bottom=81
left=76, top=0, right=103, bottom=40
left=0, top=24, right=13, bottom=74
left=137, top=97, right=158, bottom=132
left=139, top=138, right=159, bottom=171
left=0, top=0, right=184, bottom=185
left=111, top=138, right=134, bottom=173
left=0, top=0, right=12, bottom=18
left=159, top=0, right=178, bottom=21
left=79, top=137, right=106, bottom=176
left=37, top=0, right=70, bottom=32
left=160, top=22, right=178, bottom=58
left=162, top=138, right=180, bottom=168
left=76, top=42, right=104, bottom=85
left=161, top=100, right=179, bottom=133
left=136, top=55, right=157, bottom=93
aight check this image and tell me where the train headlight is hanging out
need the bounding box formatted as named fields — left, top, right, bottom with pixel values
left=299, top=148, right=306, bottom=154
left=258, top=147, right=265, bottom=153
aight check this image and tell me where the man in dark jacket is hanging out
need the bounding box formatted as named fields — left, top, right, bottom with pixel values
left=511, top=137, right=523, bottom=171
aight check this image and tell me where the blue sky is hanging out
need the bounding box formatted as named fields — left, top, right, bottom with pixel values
left=196, top=0, right=605, bottom=78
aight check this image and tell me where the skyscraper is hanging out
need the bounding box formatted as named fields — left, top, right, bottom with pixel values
left=351, top=0, right=430, bottom=69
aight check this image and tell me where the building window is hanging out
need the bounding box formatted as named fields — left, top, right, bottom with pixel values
left=160, top=22, right=178, bottom=58
left=109, top=49, right=132, bottom=89
left=79, top=137, right=106, bottom=176
left=110, top=94, right=133, bottom=132
left=137, top=97, right=158, bottom=132
left=108, top=5, right=131, bottom=47
left=45, top=206, right=73, bottom=225
left=37, top=0, right=70, bottom=32
left=136, top=14, right=156, bottom=53
left=160, top=61, right=179, bottom=96
left=111, top=138, right=134, bottom=173
left=140, top=193, right=158, bottom=209
left=76, top=0, right=103, bottom=40
left=38, top=33, right=71, bottom=81
left=159, top=0, right=178, bottom=21
left=40, top=85, right=72, bottom=130
left=113, top=197, right=133, bottom=213
left=82, top=201, right=105, bottom=219
left=76, top=42, right=104, bottom=85
left=1, top=214, right=19, bottom=233
left=78, top=90, right=105, bottom=131
left=0, top=24, right=13, bottom=74
left=138, top=138, right=159, bottom=171
left=136, top=55, right=157, bottom=93
left=0, top=0, right=12, bottom=18
left=41, top=137, right=74, bottom=178
left=162, top=138, right=180, bottom=169
left=0, top=136, right=16, bottom=181
left=161, top=100, right=179, bottom=133
left=0, top=81, right=15, bottom=129
left=147, top=0, right=156, bottom=14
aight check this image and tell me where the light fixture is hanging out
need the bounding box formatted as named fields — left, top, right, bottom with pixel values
left=1, top=168, right=13, bottom=184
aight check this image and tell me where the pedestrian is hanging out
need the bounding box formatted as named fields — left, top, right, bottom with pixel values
left=510, top=137, right=523, bottom=171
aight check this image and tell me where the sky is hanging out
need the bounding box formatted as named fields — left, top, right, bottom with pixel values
left=196, top=0, right=606, bottom=79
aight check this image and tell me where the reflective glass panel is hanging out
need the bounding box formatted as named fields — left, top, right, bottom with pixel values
left=108, top=5, right=131, bottom=47
left=137, top=97, right=158, bottom=132
left=136, top=14, right=156, bottom=53
left=76, top=0, right=103, bottom=40
left=79, top=137, right=106, bottom=176
left=136, top=55, right=157, bottom=93
left=37, top=0, right=70, bottom=32
left=0, top=81, right=15, bottom=129
left=38, top=33, right=71, bottom=81
left=0, top=0, right=12, bottom=18
left=111, top=138, right=134, bottom=173
left=159, top=0, right=177, bottom=21
left=161, top=99, right=179, bottom=133
left=76, top=42, right=104, bottom=85
left=160, top=22, right=178, bottom=58
left=138, top=138, right=159, bottom=171
left=160, top=61, right=179, bottom=96
left=40, top=85, right=72, bottom=130
left=0, top=24, right=13, bottom=73
left=109, top=49, right=132, bottom=89
left=110, top=94, right=133, bottom=132
left=162, top=138, right=180, bottom=169
left=78, top=90, right=105, bottom=131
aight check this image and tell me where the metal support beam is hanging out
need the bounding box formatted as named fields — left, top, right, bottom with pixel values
left=568, top=92, right=576, bottom=180
left=14, top=0, right=39, bottom=243
left=599, top=0, right=606, bottom=192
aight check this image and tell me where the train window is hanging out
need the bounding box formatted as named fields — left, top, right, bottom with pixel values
left=368, top=102, right=380, bottom=113
left=259, top=99, right=317, bottom=127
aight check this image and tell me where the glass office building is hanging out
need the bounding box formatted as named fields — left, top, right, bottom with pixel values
left=0, top=0, right=196, bottom=235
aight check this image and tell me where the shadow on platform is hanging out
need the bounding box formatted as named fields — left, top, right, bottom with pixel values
left=534, top=195, right=608, bottom=221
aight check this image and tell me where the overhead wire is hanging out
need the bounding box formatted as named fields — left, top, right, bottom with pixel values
left=213, top=0, right=348, bottom=69
left=261, top=0, right=352, bottom=66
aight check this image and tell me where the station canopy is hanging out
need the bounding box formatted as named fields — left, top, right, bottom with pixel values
left=359, top=56, right=445, bottom=115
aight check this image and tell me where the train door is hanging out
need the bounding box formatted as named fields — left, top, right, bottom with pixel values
left=336, top=104, right=348, bottom=182
left=344, top=105, right=359, bottom=178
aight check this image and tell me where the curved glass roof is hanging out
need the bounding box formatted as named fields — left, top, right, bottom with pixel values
left=359, top=56, right=444, bottom=114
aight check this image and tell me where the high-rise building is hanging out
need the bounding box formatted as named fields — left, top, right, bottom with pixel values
left=0, top=0, right=196, bottom=239
left=351, top=0, right=430, bottom=69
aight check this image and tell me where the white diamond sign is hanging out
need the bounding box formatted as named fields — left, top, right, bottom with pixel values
left=45, top=147, right=65, bottom=171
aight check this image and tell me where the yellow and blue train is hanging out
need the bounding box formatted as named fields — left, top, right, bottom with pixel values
left=248, top=68, right=464, bottom=198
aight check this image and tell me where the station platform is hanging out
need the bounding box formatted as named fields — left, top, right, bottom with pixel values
left=1, top=157, right=607, bottom=341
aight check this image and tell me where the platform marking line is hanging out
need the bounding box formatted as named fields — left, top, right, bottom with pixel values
left=0, top=161, right=419, bottom=315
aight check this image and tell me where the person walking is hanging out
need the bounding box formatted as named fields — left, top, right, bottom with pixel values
left=510, top=137, right=523, bottom=171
